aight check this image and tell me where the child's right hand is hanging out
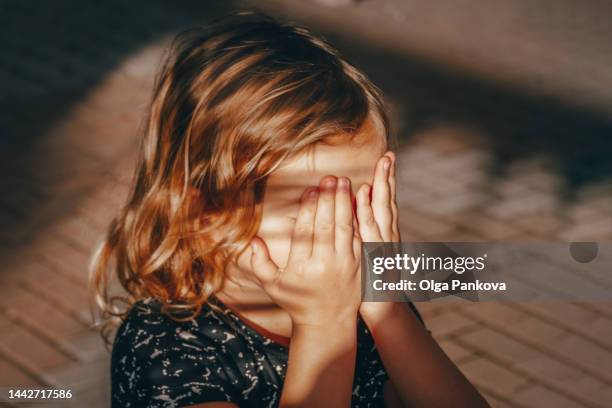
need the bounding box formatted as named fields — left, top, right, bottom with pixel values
left=249, top=176, right=362, bottom=329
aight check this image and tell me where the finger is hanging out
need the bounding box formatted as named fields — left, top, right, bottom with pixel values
left=353, top=229, right=362, bottom=264
left=356, top=183, right=382, bottom=242
left=288, top=187, right=318, bottom=263
left=386, top=151, right=397, bottom=204
left=335, top=177, right=353, bottom=255
left=386, top=152, right=400, bottom=240
left=352, top=216, right=361, bottom=258
left=250, top=237, right=279, bottom=287
left=313, top=176, right=336, bottom=256
left=372, top=155, right=393, bottom=241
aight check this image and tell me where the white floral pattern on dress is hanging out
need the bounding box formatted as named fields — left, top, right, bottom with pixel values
left=111, top=297, right=423, bottom=407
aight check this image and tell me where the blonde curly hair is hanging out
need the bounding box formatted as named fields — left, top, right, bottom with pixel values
left=90, top=12, right=389, bottom=341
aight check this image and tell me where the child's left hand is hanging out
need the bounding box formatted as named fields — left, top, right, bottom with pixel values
left=356, top=151, right=402, bottom=322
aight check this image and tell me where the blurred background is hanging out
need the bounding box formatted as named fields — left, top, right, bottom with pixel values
left=0, top=0, right=611, bottom=406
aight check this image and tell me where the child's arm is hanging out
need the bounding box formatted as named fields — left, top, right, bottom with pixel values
left=362, top=303, right=489, bottom=408
left=250, top=176, right=361, bottom=408
left=356, top=153, right=490, bottom=408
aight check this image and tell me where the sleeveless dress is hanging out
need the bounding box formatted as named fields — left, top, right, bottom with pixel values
left=111, top=297, right=421, bottom=407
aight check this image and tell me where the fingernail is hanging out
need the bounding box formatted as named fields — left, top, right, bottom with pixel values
left=251, top=241, right=258, bottom=253
left=360, top=184, right=371, bottom=199
left=338, top=177, right=349, bottom=190
left=383, top=158, right=390, bottom=171
left=308, top=188, right=319, bottom=200
left=324, top=177, right=337, bottom=190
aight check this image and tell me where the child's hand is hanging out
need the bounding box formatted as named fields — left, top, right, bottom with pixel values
left=356, top=151, right=400, bottom=243
left=250, top=176, right=361, bottom=328
left=356, top=152, right=402, bottom=321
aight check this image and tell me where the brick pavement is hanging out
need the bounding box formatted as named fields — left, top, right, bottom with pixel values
left=1, top=2, right=612, bottom=408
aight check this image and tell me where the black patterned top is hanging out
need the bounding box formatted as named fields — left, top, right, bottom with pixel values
left=111, top=297, right=406, bottom=408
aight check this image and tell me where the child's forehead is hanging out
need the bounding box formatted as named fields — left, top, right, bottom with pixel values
left=269, top=134, right=387, bottom=190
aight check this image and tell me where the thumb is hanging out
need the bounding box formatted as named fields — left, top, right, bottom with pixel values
left=250, top=236, right=279, bottom=286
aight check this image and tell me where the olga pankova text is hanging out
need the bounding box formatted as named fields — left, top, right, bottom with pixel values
left=372, top=279, right=507, bottom=293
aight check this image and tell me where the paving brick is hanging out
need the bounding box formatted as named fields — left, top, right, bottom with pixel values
left=442, top=231, right=487, bottom=242
left=566, top=202, right=607, bottom=223
left=510, top=362, right=612, bottom=406
left=587, top=316, right=612, bottom=347
left=395, top=147, right=441, bottom=168
left=556, top=376, right=611, bottom=407
left=415, top=301, right=460, bottom=319
left=458, top=327, right=540, bottom=365
left=511, top=214, right=564, bottom=237
left=524, top=354, right=583, bottom=383
left=437, top=339, right=474, bottom=363
left=400, top=168, right=473, bottom=198
left=420, top=191, right=490, bottom=216
left=42, top=354, right=109, bottom=390
left=64, top=101, right=141, bottom=163
left=558, top=218, right=612, bottom=240
left=450, top=166, right=489, bottom=187
left=513, top=385, right=583, bottom=408
left=480, top=391, right=514, bottom=408
left=425, top=311, right=478, bottom=339
left=486, top=191, right=560, bottom=220
left=593, top=386, right=612, bottom=407
left=409, top=126, right=481, bottom=155
left=30, top=140, right=105, bottom=193
left=65, top=331, right=108, bottom=362
left=0, top=283, right=87, bottom=343
left=498, top=315, right=568, bottom=347
left=396, top=187, right=439, bottom=213
left=0, top=315, right=72, bottom=376
left=521, top=303, right=612, bottom=349
left=554, top=335, right=612, bottom=383
left=54, top=215, right=104, bottom=254
left=493, top=177, right=533, bottom=199
left=428, top=150, right=490, bottom=177
left=73, top=74, right=151, bottom=118
left=585, top=302, right=612, bottom=318
left=397, top=208, right=456, bottom=239
left=459, top=302, right=526, bottom=326
left=459, top=358, right=529, bottom=398
left=456, top=307, right=612, bottom=379
left=32, top=238, right=91, bottom=285
left=117, top=41, right=164, bottom=85
left=398, top=226, right=426, bottom=241
left=512, top=169, right=564, bottom=193
left=523, top=303, right=598, bottom=326
left=110, top=154, right=139, bottom=185
left=455, top=212, right=522, bottom=240
left=75, top=189, right=123, bottom=230
left=0, top=358, right=40, bottom=387
left=18, top=261, right=90, bottom=320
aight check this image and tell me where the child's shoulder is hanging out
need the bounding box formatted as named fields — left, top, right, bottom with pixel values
left=112, top=297, right=243, bottom=355
left=111, top=299, right=241, bottom=405
left=114, top=298, right=169, bottom=337
left=112, top=298, right=216, bottom=352
left=111, top=299, right=177, bottom=363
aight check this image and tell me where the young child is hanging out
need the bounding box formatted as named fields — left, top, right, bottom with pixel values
left=91, top=13, right=489, bottom=408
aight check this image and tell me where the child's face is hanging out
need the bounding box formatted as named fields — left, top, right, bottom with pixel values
left=257, top=125, right=387, bottom=269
